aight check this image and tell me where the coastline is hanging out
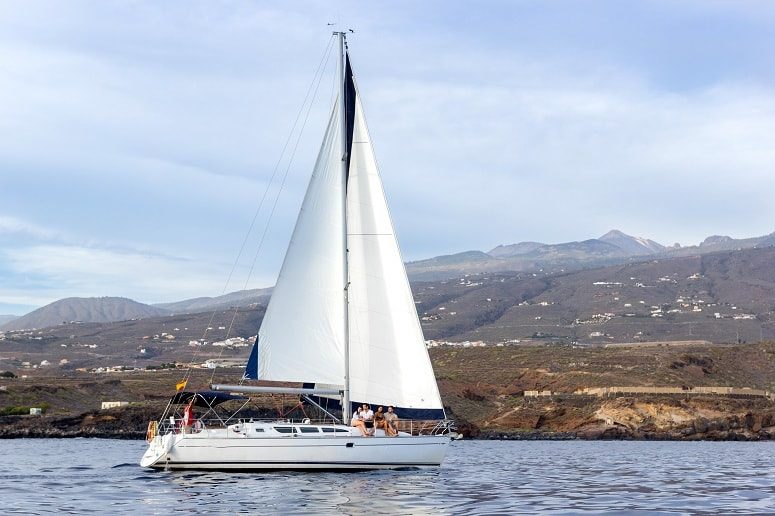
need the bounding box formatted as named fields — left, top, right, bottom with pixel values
left=2, top=405, right=773, bottom=442
left=3, top=344, right=775, bottom=442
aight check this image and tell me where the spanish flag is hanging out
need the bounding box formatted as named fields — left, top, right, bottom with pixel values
left=175, top=379, right=188, bottom=392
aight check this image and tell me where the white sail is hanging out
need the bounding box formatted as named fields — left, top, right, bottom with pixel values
left=257, top=103, right=346, bottom=386
left=257, top=51, right=443, bottom=417
left=346, top=92, right=444, bottom=413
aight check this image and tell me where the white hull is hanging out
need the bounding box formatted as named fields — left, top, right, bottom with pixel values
left=141, top=424, right=450, bottom=471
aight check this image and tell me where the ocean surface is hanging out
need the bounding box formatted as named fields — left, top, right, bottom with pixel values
left=1, top=439, right=774, bottom=514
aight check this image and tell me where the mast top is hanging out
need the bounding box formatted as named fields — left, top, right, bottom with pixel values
left=332, top=29, right=354, bottom=49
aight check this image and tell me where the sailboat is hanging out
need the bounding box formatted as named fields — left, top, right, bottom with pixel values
left=140, top=32, right=452, bottom=471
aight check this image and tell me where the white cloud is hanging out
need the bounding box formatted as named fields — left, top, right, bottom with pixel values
left=2, top=244, right=264, bottom=307
left=0, top=216, right=62, bottom=240
left=1, top=0, right=774, bottom=306
left=367, top=69, right=775, bottom=252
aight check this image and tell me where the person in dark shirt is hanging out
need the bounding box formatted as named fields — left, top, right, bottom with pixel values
left=373, top=406, right=387, bottom=435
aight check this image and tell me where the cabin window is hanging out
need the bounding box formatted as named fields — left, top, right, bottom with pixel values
left=254, top=428, right=264, bottom=433
left=334, top=428, right=350, bottom=433
left=321, top=427, right=335, bottom=433
left=298, top=427, right=320, bottom=434
left=273, top=426, right=294, bottom=433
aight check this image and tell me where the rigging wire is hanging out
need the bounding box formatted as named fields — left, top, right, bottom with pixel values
left=175, top=35, right=336, bottom=390
left=217, top=35, right=337, bottom=387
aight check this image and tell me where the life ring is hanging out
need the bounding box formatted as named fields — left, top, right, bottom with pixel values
left=192, top=419, right=204, bottom=434
left=146, top=420, right=158, bottom=442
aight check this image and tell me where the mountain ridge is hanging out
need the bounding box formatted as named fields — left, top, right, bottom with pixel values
left=1, top=247, right=773, bottom=373
left=153, top=287, right=273, bottom=313
left=407, top=229, right=775, bottom=281
left=4, top=229, right=774, bottom=329
left=0, top=297, right=169, bottom=332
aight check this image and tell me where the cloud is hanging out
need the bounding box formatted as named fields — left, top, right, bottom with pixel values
left=367, top=64, right=775, bottom=254
left=0, top=215, right=270, bottom=310
left=1, top=244, right=253, bottom=307
left=0, top=1, right=774, bottom=309
left=0, top=216, right=62, bottom=240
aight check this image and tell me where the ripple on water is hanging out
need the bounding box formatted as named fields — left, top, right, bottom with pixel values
left=1, top=439, right=775, bottom=514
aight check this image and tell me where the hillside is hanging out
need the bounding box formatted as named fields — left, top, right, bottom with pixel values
left=2, top=343, right=775, bottom=441
left=0, top=306, right=265, bottom=371
left=6, top=229, right=773, bottom=325
left=153, top=287, right=273, bottom=313
left=0, top=297, right=169, bottom=331
left=2, top=247, right=775, bottom=377
left=433, top=342, right=775, bottom=439
left=0, top=315, right=18, bottom=326
left=416, top=247, right=775, bottom=345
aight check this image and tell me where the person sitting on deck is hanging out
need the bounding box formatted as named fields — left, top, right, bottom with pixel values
left=383, top=405, right=399, bottom=437
left=373, top=406, right=384, bottom=430
left=374, top=406, right=394, bottom=436
left=350, top=408, right=370, bottom=436
left=361, top=404, right=375, bottom=436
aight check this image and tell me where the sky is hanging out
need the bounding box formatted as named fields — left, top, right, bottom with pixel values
left=1, top=1, right=774, bottom=314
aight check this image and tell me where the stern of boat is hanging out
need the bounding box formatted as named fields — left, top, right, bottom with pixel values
left=140, top=431, right=176, bottom=468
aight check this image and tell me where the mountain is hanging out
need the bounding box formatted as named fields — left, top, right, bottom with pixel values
left=4, top=247, right=774, bottom=374
left=662, top=231, right=775, bottom=257
left=759, top=233, right=775, bottom=247
left=6, top=229, right=774, bottom=328
left=407, top=234, right=647, bottom=281
left=407, top=229, right=775, bottom=281
left=598, top=229, right=665, bottom=255
left=524, top=238, right=627, bottom=261
left=0, top=315, right=19, bottom=326
left=153, top=287, right=273, bottom=314
left=489, top=231, right=665, bottom=261
left=0, top=297, right=169, bottom=331
left=488, top=242, right=545, bottom=258
left=406, top=251, right=503, bottom=281
left=415, top=246, right=775, bottom=345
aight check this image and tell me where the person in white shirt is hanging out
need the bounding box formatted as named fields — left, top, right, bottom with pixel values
left=360, top=404, right=375, bottom=435
left=350, top=408, right=369, bottom=436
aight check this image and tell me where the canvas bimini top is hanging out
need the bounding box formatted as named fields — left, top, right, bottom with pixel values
left=169, top=391, right=247, bottom=408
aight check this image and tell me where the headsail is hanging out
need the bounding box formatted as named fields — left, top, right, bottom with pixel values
left=256, top=101, right=346, bottom=387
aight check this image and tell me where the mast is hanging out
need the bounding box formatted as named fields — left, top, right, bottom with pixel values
left=336, top=31, right=351, bottom=422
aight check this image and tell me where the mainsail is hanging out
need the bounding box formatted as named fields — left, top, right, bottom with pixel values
left=254, top=51, right=444, bottom=418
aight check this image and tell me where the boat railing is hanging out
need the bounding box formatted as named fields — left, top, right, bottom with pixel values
left=396, top=419, right=456, bottom=436
left=155, top=417, right=455, bottom=437
left=156, top=417, right=340, bottom=436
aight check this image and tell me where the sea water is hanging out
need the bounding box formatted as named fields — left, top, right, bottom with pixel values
left=1, top=439, right=773, bottom=514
